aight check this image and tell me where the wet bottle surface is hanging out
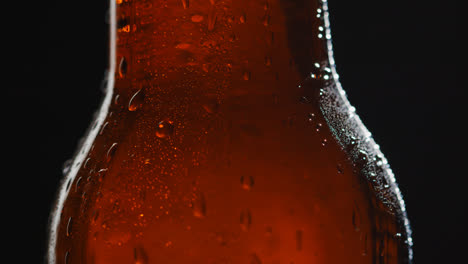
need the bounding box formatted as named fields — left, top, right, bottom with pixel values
left=49, top=0, right=412, bottom=263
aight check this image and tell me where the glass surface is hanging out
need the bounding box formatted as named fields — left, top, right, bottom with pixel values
left=48, top=0, right=412, bottom=263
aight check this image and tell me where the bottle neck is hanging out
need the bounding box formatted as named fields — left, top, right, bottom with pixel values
left=111, top=0, right=336, bottom=98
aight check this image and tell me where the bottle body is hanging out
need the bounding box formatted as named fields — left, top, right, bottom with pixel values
left=49, top=0, right=412, bottom=263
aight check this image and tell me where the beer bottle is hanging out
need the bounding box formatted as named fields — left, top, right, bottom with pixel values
left=48, top=0, right=413, bottom=263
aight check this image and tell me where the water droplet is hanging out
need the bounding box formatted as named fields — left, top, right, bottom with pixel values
left=106, top=143, right=118, bottom=162
left=192, top=192, right=206, bottom=218
left=378, top=237, right=386, bottom=257
left=240, top=175, right=254, bottom=190
left=240, top=209, right=252, bottom=231
left=315, top=123, right=322, bottom=132
left=64, top=251, right=70, bottom=264
left=299, top=96, right=310, bottom=104
left=243, top=71, right=251, bottom=80
left=207, top=8, right=217, bottom=31
left=309, top=62, right=332, bottom=84
left=361, top=233, right=368, bottom=256
left=62, top=159, right=72, bottom=175
left=262, top=15, right=270, bottom=26
left=99, top=122, right=108, bottom=135
left=134, top=246, right=149, bottom=264
left=355, top=150, right=368, bottom=168
left=296, top=230, right=303, bottom=251
left=181, top=0, right=189, bottom=9
left=175, top=43, right=191, bottom=49
left=92, top=209, right=100, bottom=223
left=264, top=56, right=271, bottom=66
left=352, top=203, right=361, bottom=232
left=265, top=226, right=273, bottom=237
left=316, top=8, right=322, bottom=17
left=118, top=57, right=127, bottom=78
left=128, top=89, right=144, bottom=111
left=155, top=120, right=174, bottom=138
left=191, top=15, right=203, bottom=22
left=75, top=177, right=82, bottom=192
left=66, top=217, right=73, bottom=237
left=240, top=13, right=246, bottom=23
left=114, top=94, right=120, bottom=105
left=337, top=164, right=344, bottom=174
left=117, top=17, right=129, bottom=32
left=321, top=139, right=328, bottom=146
left=250, top=253, right=262, bottom=264
left=65, top=178, right=72, bottom=191
left=83, top=158, right=91, bottom=169
left=202, top=99, right=219, bottom=114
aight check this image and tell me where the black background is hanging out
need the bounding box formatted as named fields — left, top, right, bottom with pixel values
left=5, top=0, right=462, bottom=263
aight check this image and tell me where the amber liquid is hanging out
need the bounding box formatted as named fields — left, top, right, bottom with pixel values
left=49, top=0, right=412, bottom=263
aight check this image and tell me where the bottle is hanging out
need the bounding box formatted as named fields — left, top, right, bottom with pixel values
left=48, top=0, right=413, bottom=263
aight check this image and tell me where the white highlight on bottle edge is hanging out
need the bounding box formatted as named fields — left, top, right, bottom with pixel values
left=47, top=1, right=117, bottom=263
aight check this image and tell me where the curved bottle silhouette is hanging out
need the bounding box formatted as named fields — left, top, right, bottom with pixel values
left=48, top=0, right=412, bottom=263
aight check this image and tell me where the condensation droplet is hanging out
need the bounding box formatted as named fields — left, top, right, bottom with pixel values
left=118, top=57, right=127, bottom=78
left=191, top=15, right=203, bottom=22
left=352, top=203, right=361, bottom=232
left=62, top=159, right=72, bottom=175
left=134, top=246, right=149, bottom=264
left=128, top=89, right=144, bottom=111
left=192, top=192, right=206, bottom=218
left=337, top=164, right=344, bottom=174
left=378, top=237, right=386, bottom=257
left=240, top=13, right=246, bottom=24
left=265, top=56, right=271, bottom=66
left=117, top=17, right=129, bottom=32
left=243, top=71, right=251, bottom=81
left=202, top=99, right=219, bottom=114
left=66, top=217, right=73, bottom=237
left=361, top=233, right=368, bottom=256
left=181, top=0, right=189, bottom=9
left=175, top=43, right=191, bottom=49
left=315, top=123, right=322, bottom=132
left=240, top=175, right=254, bottom=190
left=307, top=113, right=315, bottom=122
left=83, top=158, right=91, bottom=169
left=65, top=178, right=72, bottom=191
left=155, top=120, right=174, bottom=138
left=64, top=251, right=70, bottom=264
left=99, top=122, right=108, bottom=136
left=265, top=226, right=273, bottom=237
left=75, top=177, right=82, bottom=192
left=262, top=15, right=270, bottom=26
left=92, top=209, right=100, bottom=223
left=207, top=8, right=217, bottom=31
left=296, top=230, right=303, bottom=251
left=321, top=139, right=328, bottom=146
left=106, top=143, right=118, bottom=162
left=240, top=209, right=252, bottom=231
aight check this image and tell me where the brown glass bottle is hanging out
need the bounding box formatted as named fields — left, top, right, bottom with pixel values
left=48, top=0, right=412, bottom=263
